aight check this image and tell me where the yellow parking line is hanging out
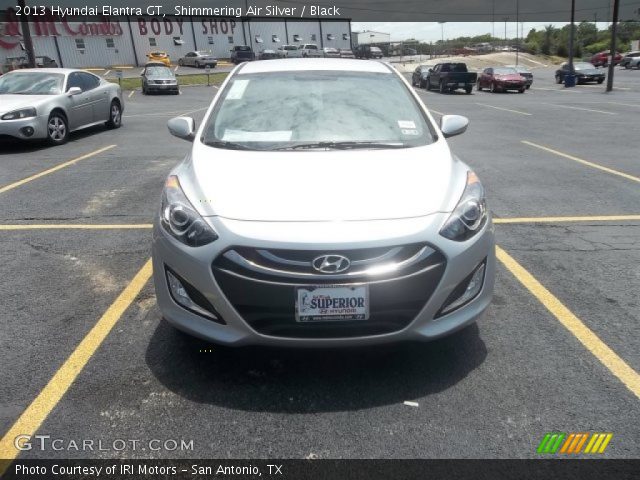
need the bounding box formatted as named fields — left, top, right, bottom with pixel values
left=494, top=215, right=640, bottom=224
left=475, top=103, right=532, bottom=116
left=0, top=224, right=152, bottom=230
left=0, top=259, right=153, bottom=469
left=128, top=90, right=135, bottom=98
left=0, top=145, right=117, bottom=195
left=522, top=141, right=640, bottom=184
left=496, top=246, right=640, bottom=400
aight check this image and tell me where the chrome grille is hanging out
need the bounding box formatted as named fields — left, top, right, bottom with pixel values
left=214, top=244, right=445, bottom=284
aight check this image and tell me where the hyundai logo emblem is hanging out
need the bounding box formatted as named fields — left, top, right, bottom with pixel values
left=312, top=254, right=351, bottom=274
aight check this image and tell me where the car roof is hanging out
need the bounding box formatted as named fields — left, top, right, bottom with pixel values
left=238, top=58, right=391, bottom=74
left=6, top=68, right=77, bottom=75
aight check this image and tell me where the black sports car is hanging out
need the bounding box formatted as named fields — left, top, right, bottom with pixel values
left=555, top=62, right=605, bottom=85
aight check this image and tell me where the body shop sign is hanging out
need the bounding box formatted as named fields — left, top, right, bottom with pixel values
left=0, top=7, right=123, bottom=49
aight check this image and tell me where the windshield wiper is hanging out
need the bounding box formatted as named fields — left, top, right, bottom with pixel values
left=203, top=140, right=253, bottom=150
left=274, top=141, right=406, bottom=151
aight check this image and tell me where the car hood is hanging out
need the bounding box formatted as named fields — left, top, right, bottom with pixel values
left=496, top=74, right=523, bottom=81
left=576, top=68, right=601, bottom=75
left=182, top=140, right=464, bottom=222
left=0, top=94, right=55, bottom=114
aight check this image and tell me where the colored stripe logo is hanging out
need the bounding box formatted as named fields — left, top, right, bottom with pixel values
left=537, top=433, right=612, bottom=454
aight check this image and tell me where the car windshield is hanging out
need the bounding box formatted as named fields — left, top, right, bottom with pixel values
left=574, top=63, right=593, bottom=70
left=203, top=71, right=435, bottom=150
left=196, top=51, right=211, bottom=56
left=284, top=46, right=297, bottom=50
left=236, top=46, right=251, bottom=51
left=145, top=66, right=174, bottom=77
left=0, top=72, right=65, bottom=95
left=150, top=52, right=166, bottom=56
left=494, top=67, right=517, bottom=75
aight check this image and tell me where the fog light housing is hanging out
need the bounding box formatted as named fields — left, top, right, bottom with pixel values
left=437, top=260, right=486, bottom=317
left=165, top=268, right=225, bottom=324
left=20, top=126, right=34, bottom=137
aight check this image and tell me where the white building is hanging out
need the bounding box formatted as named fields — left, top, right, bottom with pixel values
left=353, top=30, right=391, bottom=47
left=0, top=12, right=352, bottom=68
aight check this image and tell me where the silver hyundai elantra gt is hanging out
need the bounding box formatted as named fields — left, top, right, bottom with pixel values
left=152, top=58, right=495, bottom=347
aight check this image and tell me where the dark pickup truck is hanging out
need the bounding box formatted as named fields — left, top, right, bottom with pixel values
left=230, top=45, right=255, bottom=64
left=425, top=63, right=477, bottom=94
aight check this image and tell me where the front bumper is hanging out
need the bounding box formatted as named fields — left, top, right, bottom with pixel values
left=146, top=83, right=179, bottom=92
left=152, top=213, right=495, bottom=347
left=496, top=81, right=526, bottom=90
left=0, top=114, right=49, bottom=140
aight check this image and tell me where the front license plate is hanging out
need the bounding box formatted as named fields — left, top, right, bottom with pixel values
left=295, top=285, right=369, bottom=322
left=458, top=82, right=466, bottom=87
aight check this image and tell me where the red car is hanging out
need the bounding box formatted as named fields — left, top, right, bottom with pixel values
left=590, top=51, right=622, bottom=67
left=476, top=67, right=526, bottom=93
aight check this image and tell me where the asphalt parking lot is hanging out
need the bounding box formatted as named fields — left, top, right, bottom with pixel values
left=0, top=65, right=639, bottom=462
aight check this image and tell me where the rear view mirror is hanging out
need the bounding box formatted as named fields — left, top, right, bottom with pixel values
left=67, top=87, right=82, bottom=96
left=168, top=116, right=196, bottom=142
left=440, top=115, right=469, bottom=138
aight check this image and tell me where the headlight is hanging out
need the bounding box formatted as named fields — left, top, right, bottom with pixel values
left=440, top=171, right=487, bottom=241
left=160, top=175, right=218, bottom=247
left=1, top=108, right=36, bottom=120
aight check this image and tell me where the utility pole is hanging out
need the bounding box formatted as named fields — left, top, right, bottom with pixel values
left=503, top=18, right=508, bottom=48
left=606, top=0, right=620, bottom=92
left=492, top=0, right=495, bottom=38
left=516, top=0, right=520, bottom=66
left=568, top=0, right=576, bottom=72
left=17, top=0, right=36, bottom=68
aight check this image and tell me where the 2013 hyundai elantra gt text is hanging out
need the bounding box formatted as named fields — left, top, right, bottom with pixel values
left=152, top=58, right=495, bottom=347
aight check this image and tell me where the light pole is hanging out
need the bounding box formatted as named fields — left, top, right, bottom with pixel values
left=438, top=22, right=446, bottom=57
left=606, top=0, right=620, bottom=92
left=17, top=0, right=36, bottom=68
left=503, top=18, right=508, bottom=48
left=516, top=0, right=520, bottom=66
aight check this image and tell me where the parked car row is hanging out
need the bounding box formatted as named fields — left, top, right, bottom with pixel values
left=411, top=63, right=533, bottom=94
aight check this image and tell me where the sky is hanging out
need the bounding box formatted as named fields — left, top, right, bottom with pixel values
left=350, top=22, right=612, bottom=42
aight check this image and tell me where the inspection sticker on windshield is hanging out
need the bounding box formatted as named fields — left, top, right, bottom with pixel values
left=295, top=285, right=369, bottom=322
left=397, top=120, right=416, bottom=129
left=226, top=79, right=249, bottom=100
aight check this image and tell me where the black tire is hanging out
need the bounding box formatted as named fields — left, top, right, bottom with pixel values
left=106, top=100, right=122, bottom=129
left=555, top=75, right=562, bottom=84
left=490, top=82, right=496, bottom=93
left=439, top=80, right=445, bottom=93
left=195, top=61, right=201, bottom=68
left=526, top=84, right=531, bottom=89
left=518, top=88, right=525, bottom=93
left=597, top=78, right=604, bottom=84
left=476, top=81, right=482, bottom=91
left=178, top=59, right=183, bottom=66
left=465, top=86, right=472, bottom=94
left=46, top=111, right=68, bottom=145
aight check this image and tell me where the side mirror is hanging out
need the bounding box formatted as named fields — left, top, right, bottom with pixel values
left=428, top=68, right=433, bottom=73
left=440, top=115, right=469, bottom=138
left=168, top=116, right=195, bottom=142
left=67, top=87, right=82, bottom=96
